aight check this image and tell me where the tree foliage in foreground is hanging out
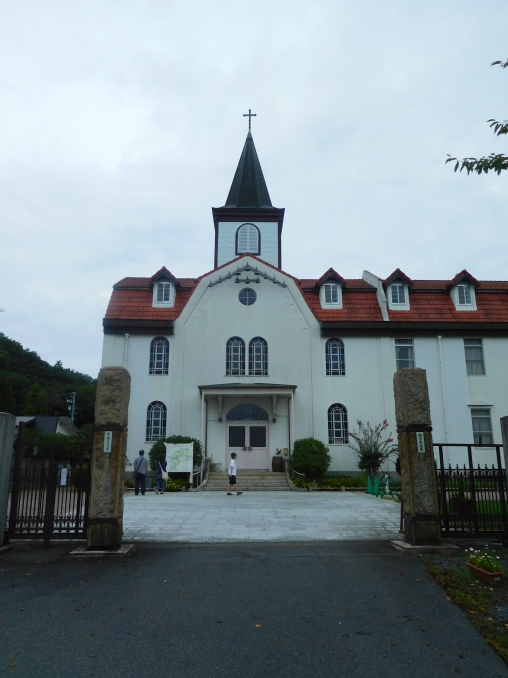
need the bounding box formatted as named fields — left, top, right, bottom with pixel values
left=348, top=420, right=397, bottom=479
left=447, top=59, right=508, bottom=175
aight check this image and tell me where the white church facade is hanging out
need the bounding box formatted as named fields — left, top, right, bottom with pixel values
left=101, top=130, right=508, bottom=473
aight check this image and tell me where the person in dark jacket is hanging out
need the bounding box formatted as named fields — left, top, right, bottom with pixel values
left=156, top=456, right=168, bottom=495
left=133, top=450, right=149, bottom=496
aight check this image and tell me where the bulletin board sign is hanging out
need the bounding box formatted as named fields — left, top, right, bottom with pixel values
left=164, top=443, right=194, bottom=473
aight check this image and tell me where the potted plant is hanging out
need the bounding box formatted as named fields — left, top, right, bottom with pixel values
left=466, top=547, right=504, bottom=585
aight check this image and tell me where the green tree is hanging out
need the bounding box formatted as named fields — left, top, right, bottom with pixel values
left=348, top=420, right=397, bottom=480
left=23, top=384, right=47, bottom=416
left=0, top=374, right=14, bottom=413
left=291, top=437, right=331, bottom=479
left=447, top=59, right=508, bottom=175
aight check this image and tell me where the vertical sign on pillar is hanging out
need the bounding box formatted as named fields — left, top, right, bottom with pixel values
left=416, top=432, right=425, bottom=454
left=103, top=431, right=113, bottom=453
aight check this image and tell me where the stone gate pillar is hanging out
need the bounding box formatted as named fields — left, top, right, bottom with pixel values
left=0, top=413, right=15, bottom=546
left=394, top=368, right=440, bottom=545
left=87, top=367, right=131, bottom=550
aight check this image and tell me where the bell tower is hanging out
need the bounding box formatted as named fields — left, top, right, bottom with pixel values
left=212, top=115, right=284, bottom=269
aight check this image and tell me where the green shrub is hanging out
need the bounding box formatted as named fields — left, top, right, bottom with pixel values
left=165, top=477, right=190, bottom=492
left=149, top=435, right=203, bottom=470
left=292, top=475, right=311, bottom=489
left=318, top=475, right=366, bottom=489
left=291, top=438, right=331, bottom=479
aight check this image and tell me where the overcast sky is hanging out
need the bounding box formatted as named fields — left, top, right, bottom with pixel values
left=0, top=1, right=507, bottom=377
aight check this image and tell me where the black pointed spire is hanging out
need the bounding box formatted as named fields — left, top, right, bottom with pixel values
left=224, top=132, right=273, bottom=208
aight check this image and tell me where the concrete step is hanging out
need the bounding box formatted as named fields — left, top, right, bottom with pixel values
left=205, top=471, right=290, bottom=491
left=205, top=486, right=291, bottom=491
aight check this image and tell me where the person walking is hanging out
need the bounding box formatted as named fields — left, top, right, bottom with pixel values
left=133, top=449, right=149, bottom=496
left=227, top=452, right=242, bottom=496
left=156, top=456, right=168, bottom=495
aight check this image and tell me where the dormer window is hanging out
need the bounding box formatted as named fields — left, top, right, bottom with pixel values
left=384, top=269, right=412, bottom=311
left=325, top=283, right=339, bottom=304
left=157, top=282, right=172, bottom=303
left=458, top=284, right=472, bottom=306
left=387, top=282, right=410, bottom=311
left=152, top=281, right=175, bottom=307
left=449, top=270, right=478, bottom=311
left=451, top=281, right=477, bottom=311
left=320, top=282, right=342, bottom=308
left=391, top=284, right=406, bottom=305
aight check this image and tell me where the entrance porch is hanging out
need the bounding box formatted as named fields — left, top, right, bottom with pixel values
left=198, top=383, right=296, bottom=472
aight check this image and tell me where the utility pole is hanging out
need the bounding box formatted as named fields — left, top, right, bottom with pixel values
left=67, top=392, right=77, bottom=423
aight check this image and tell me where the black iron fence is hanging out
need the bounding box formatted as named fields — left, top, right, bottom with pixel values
left=435, top=443, right=508, bottom=537
left=6, top=422, right=91, bottom=546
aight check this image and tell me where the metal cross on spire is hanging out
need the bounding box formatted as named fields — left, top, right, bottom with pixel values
left=243, top=108, right=257, bottom=131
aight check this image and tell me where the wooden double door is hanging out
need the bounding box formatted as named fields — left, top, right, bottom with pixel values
left=227, top=423, right=268, bottom=470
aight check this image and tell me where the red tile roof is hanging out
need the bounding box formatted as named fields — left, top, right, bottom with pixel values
left=301, top=290, right=384, bottom=322
left=104, top=258, right=508, bottom=325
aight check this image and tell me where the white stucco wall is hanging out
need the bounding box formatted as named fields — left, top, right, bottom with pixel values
left=101, top=256, right=508, bottom=474
left=216, top=221, right=279, bottom=267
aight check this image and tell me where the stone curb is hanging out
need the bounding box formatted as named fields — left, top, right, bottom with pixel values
left=70, top=544, right=135, bottom=558
left=390, top=539, right=459, bottom=555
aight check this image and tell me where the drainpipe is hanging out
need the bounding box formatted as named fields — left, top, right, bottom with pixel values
left=437, top=336, right=449, bottom=444
left=123, top=333, right=130, bottom=369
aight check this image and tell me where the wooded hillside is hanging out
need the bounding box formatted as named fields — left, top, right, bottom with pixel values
left=0, top=332, right=96, bottom=430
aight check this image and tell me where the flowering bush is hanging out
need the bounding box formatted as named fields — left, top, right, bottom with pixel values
left=348, top=420, right=398, bottom=480
left=466, top=547, right=504, bottom=573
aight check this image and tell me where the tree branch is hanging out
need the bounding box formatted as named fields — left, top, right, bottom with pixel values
left=446, top=154, right=508, bottom=175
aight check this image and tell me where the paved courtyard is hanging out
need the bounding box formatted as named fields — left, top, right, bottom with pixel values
left=123, top=490, right=401, bottom=541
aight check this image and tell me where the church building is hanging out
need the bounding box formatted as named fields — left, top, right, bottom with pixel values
left=101, top=126, right=508, bottom=472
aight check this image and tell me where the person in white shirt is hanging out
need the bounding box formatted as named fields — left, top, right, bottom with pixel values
left=227, top=452, right=242, bottom=496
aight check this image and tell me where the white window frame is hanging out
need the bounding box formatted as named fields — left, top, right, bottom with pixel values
left=451, top=283, right=476, bottom=311
left=149, top=337, right=170, bottom=375
left=395, top=338, right=415, bottom=371
left=319, top=283, right=342, bottom=309
left=249, top=337, right=268, bottom=376
left=152, top=281, right=175, bottom=308
left=226, top=337, right=245, bottom=376
left=325, top=338, right=345, bottom=376
left=470, top=408, right=493, bottom=446
left=464, top=338, right=485, bottom=376
left=328, top=403, right=348, bottom=444
left=236, top=223, right=260, bottom=255
left=146, top=401, right=167, bottom=442
left=387, top=283, right=410, bottom=310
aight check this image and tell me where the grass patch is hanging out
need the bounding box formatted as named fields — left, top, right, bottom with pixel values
left=423, top=548, right=508, bottom=664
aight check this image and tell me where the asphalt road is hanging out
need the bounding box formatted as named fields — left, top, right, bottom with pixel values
left=1, top=541, right=507, bottom=678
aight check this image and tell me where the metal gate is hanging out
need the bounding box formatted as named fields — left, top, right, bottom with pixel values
left=6, top=422, right=91, bottom=546
left=435, top=443, right=508, bottom=537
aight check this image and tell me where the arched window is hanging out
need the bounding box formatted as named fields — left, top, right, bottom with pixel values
left=249, top=337, right=268, bottom=376
left=149, top=337, right=169, bottom=375
left=325, top=338, right=345, bottom=376
left=146, top=401, right=167, bottom=441
left=226, top=404, right=269, bottom=421
left=328, top=403, right=348, bottom=444
left=236, top=223, right=260, bottom=255
left=226, top=337, right=245, bottom=376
